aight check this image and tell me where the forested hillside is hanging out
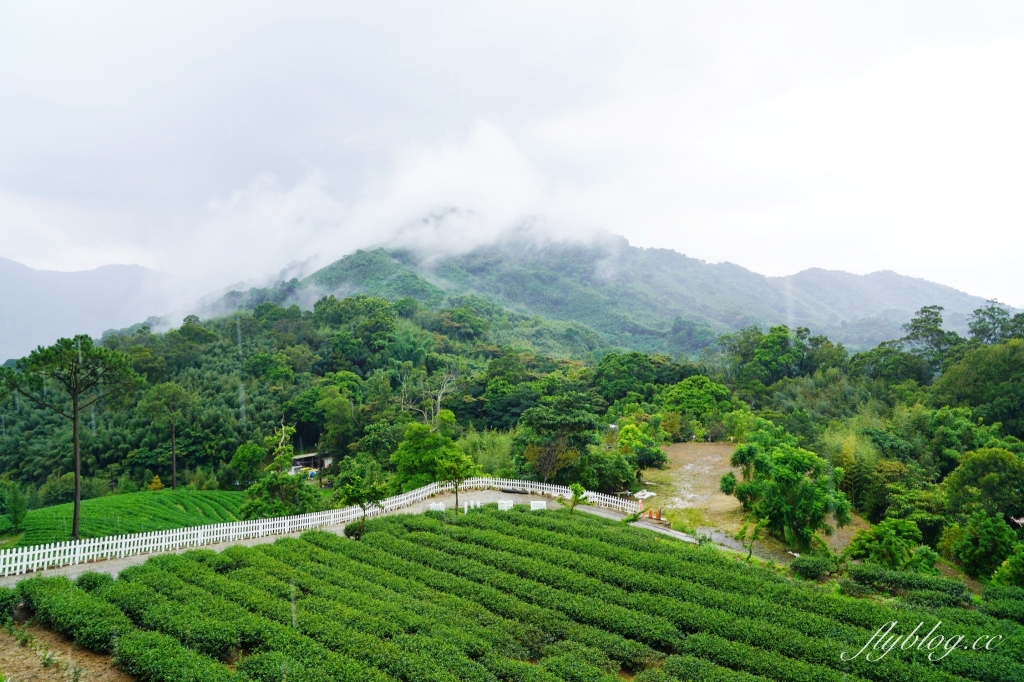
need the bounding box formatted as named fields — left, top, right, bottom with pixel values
left=2, top=286, right=1023, bottom=588
left=214, top=235, right=1005, bottom=354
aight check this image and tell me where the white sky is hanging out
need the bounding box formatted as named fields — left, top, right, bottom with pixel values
left=2, top=1, right=1023, bottom=306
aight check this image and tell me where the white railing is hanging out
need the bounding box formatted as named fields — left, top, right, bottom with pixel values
left=0, top=477, right=639, bottom=577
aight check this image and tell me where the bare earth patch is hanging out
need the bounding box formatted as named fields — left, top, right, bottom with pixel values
left=0, top=623, right=132, bottom=682
left=822, top=512, right=872, bottom=555
left=642, top=442, right=875, bottom=561
left=642, top=442, right=745, bottom=532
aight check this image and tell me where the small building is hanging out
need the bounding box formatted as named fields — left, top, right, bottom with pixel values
left=289, top=453, right=333, bottom=476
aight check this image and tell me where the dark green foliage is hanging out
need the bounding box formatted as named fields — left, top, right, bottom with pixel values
left=933, top=338, right=1024, bottom=437
left=18, top=576, right=133, bottom=653
left=75, top=570, right=114, bottom=593
left=593, top=352, right=656, bottom=404
left=0, top=585, right=17, bottom=622
left=848, top=563, right=971, bottom=602
left=845, top=518, right=937, bottom=573
left=992, top=547, right=1024, bottom=589
left=114, top=629, right=236, bottom=682
left=950, top=511, right=1018, bottom=580
left=944, top=448, right=1024, bottom=520
left=790, top=555, right=835, bottom=581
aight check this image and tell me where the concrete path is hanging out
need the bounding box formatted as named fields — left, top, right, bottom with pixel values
left=0, top=490, right=559, bottom=586
left=0, top=490, right=715, bottom=587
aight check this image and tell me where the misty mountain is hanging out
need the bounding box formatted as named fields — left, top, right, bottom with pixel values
left=224, top=234, right=998, bottom=354
left=0, top=257, right=169, bottom=363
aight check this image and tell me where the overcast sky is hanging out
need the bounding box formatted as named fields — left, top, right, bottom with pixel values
left=2, top=1, right=1023, bottom=306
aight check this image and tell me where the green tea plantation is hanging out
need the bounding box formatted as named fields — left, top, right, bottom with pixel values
left=7, top=490, right=244, bottom=547
left=4, top=506, right=1024, bottom=682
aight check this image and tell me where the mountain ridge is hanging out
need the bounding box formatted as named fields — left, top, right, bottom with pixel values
left=254, top=235, right=1002, bottom=353
left=0, top=257, right=170, bottom=363
left=3, top=233, right=1007, bottom=362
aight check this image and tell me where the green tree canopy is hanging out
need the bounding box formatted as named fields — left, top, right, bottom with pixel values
left=137, top=382, right=197, bottom=490
left=390, top=410, right=463, bottom=492
left=944, top=447, right=1024, bottom=520
left=334, top=456, right=389, bottom=538
left=722, top=434, right=850, bottom=551
left=845, top=518, right=925, bottom=570
left=239, top=424, right=322, bottom=519
left=593, top=352, right=656, bottom=404
left=519, top=392, right=600, bottom=455
left=0, top=335, right=142, bottom=538
left=435, top=446, right=480, bottom=509
left=230, top=442, right=267, bottom=487
left=933, top=339, right=1024, bottom=438
left=950, top=510, right=1018, bottom=580
left=660, top=375, right=731, bottom=419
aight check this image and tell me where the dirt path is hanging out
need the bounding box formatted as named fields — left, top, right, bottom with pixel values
left=0, top=622, right=132, bottom=682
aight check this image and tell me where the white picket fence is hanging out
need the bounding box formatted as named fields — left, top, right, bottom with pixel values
left=0, top=477, right=639, bottom=577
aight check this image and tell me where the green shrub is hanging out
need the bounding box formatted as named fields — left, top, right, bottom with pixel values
left=18, top=576, right=133, bottom=653
left=663, top=653, right=768, bottom=681
left=114, top=629, right=236, bottom=681
left=981, top=599, right=1024, bottom=625
left=0, top=585, right=18, bottom=622
left=986, top=584, right=1024, bottom=602
left=904, top=589, right=965, bottom=609
left=75, top=571, right=114, bottom=593
left=237, top=651, right=334, bottom=682
left=848, top=563, right=970, bottom=601
left=790, top=554, right=834, bottom=580
left=950, top=511, right=1017, bottom=580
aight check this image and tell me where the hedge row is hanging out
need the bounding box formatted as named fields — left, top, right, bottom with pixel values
left=361, top=529, right=684, bottom=652
left=981, top=600, right=1024, bottom=626
left=254, top=540, right=524, bottom=659
left=17, top=576, right=132, bottom=653
left=849, top=564, right=972, bottom=601
left=237, top=651, right=333, bottom=682
left=662, top=654, right=771, bottom=681
left=96, top=578, right=240, bottom=659
left=235, top=542, right=501, bottom=663
left=300, top=530, right=659, bottom=669
left=114, top=629, right=237, bottom=682
left=148, top=553, right=393, bottom=682
left=215, top=550, right=484, bottom=682
left=397, top=515, right=1024, bottom=681
left=380, top=522, right=986, bottom=682
left=17, top=576, right=236, bottom=682
left=0, top=585, right=16, bottom=622
left=461, top=508, right=1024, bottom=663
left=391, top=515, right=869, bottom=643
left=680, top=632, right=862, bottom=682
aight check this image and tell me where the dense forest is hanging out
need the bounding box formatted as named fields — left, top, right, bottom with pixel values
left=1, top=289, right=1023, bottom=586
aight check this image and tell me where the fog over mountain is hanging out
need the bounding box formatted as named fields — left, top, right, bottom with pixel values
left=2, top=222, right=1012, bottom=362
left=4, top=4, right=1024, bottom=313
left=210, top=230, right=1004, bottom=355
left=0, top=257, right=171, bottom=362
